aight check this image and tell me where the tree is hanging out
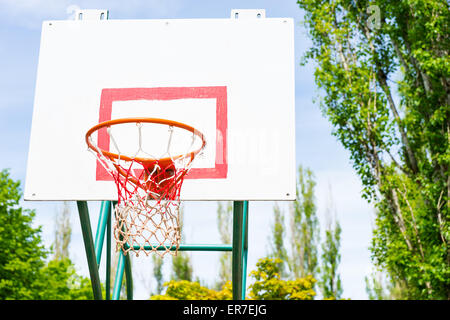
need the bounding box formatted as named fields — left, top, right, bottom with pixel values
left=152, top=254, right=164, bottom=295
left=0, top=169, right=92, bottom=300
left=318, top=187, right=343, bottom=299
left=0, top=169, right=48, bottom=299
left=247, top=258, right=316, bottom=300
left=365, top=269, right=404, bottom=300
left=151, top=280, right=232, bottom=300
left=52, top=201, right=72, bottom=260
left=44, top=199, right=93, bottom=300
left=298, top=0, right=449, bottom=299
left=171, top=205, right=193, bottom=281
left=286, top=166, right=344, bottom=298
left=289, top=166, right=320, bottom=279
left=319, top=221, right=343, bottom=299
left=171, top=253, right=192, bottom=282
left=151, top=258, right=317, bottom=301
left=37, top=258, right=94, bottom=300
left=216, top=201, right=232, bottom=289
left=268, top=202, right=289, bottom=277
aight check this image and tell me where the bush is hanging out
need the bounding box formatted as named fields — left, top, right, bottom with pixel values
left=248, top=258, right=316, bottom=300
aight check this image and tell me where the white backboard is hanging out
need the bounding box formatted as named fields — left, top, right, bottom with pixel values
left=24, top=15, right=296, bottom=201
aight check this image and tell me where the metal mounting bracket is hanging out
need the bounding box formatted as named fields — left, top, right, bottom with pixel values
left=231, top=9, right=266, bottom=19
left=74, top=9, right=109, bottom=21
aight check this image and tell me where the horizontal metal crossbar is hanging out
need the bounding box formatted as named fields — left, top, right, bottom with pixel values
left=123, top=243, right=233, bottom=251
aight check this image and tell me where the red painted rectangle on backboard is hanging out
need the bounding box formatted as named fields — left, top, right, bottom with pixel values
left=96, top=86, right=228, bottom=181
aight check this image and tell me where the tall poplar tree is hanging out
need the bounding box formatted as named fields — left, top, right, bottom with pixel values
left=289, top=166, right=320, bottom=279
left=318, top=186, right=343, bottom=299
left=216, top=201, right=232, bottom=289
left=152, top=254, right=164, bottom=295
left=53, top=201, right=72, bottom=260
left=171, top=205, right=193, bottom=281
left=268, top=202, right=289, bottom=278
left=298, top=0, right=449, bottom=298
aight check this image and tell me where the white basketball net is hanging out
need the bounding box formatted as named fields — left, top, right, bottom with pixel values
left=87, top=120, right=205, bottom=257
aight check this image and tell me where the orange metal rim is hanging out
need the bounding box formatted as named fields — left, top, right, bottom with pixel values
left=85, top=117, right=206, bottom=164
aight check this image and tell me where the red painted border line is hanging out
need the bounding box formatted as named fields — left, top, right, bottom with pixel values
left=96, top=86, right=228, bottom=180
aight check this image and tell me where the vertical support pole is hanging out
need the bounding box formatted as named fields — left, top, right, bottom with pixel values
left=241, top=201, right=249, bottom=299
left=112, top=251, right=125, bottom=300
left=232, top=201, right=246, bottom=300
left=94, top=201, right=110, bottom=265
left=106, top=201, right=112, bottom=300
left=111, top=201, right=133, bottom=300
left=77, top=201, right=103, bottom=300
left=124, top=254, right=133, bottom=300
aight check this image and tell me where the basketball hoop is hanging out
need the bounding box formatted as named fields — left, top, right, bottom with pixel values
left=85, top=118, right=206, bottom=257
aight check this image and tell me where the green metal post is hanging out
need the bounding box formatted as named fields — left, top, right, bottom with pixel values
left=112, top=250, right=125, bottom=300
left=112, top=200, right=133, bottom=300
left=106, top=201, right=112, bottom=300
left=124, top=253, right=133, bottom=300
left=111, top=251, right=133, bottom=300
left=241, top=201, right=249, bottom=299
left=94, top=200, right=110, bottom=266
left=232, top=201, right=245, bottom=300
left=77, top=201, right=103, bottom=300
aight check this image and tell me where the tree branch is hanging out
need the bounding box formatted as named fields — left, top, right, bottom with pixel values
left=355, top=11, right=419, bottom=175
left=376, top=67, right=419, bottom=174
left=390, top=188, right=414, bottom=252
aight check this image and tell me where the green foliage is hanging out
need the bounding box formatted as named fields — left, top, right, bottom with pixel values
left=152, top=254, right=164, bottom=295
left=289, top=166, right=320, bottom=279
left=171, top=206, right=193, bottom=282
left=0, top=169, right=93, bottom=300
left=52, top=201, right=72, bottom=260
left=151, top=258, right=316, bottom=301
left=364, top=270, right=405, bottom=300
left=0, top=169, right=48, bottom=299
left=268, top=202, right=289, bottom=277
left=298, top=0, right=449, bottom=299
left=151, top=280, right=232, bottom=300
left=365, top=272, right=388, bottom=300
left=36, top=258, right=94, bottom=300
left=171, top=253, right=193, bottom=282
left=318, top=187, right=343, bottom=299
left=42, top=199, right=93, bottom=300
left=248, top=258, right=316, bottom=300
left=216, top=201, right=232, bottom=289
left=319, top=221, right=343, bottom=299
left=270, top=165, right=344, bottom=299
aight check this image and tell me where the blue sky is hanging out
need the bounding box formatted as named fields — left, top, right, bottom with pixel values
left=0, top=0, right=374, bottom=299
